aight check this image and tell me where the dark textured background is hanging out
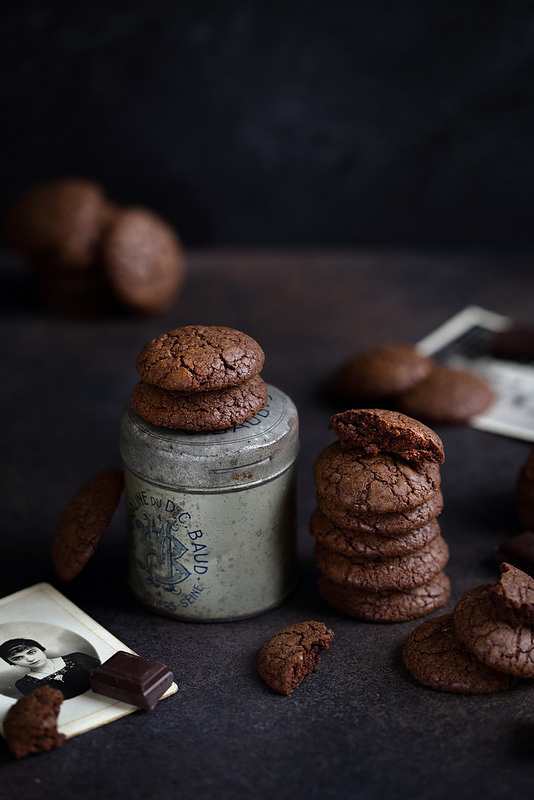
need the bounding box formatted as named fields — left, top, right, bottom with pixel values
left=2, top=0, right=534, bottom=247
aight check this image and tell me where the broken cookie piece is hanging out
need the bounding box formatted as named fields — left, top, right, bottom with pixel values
left=257, top=620, right=334, bottom=696
left=4, top=686, right=65, bottom=758
left=329, top=408, right=445, bottom=463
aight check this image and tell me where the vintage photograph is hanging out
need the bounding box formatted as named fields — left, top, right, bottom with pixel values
left=0, top=583, right=177, bottom=739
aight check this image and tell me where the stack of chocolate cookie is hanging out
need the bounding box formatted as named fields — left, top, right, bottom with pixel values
left=403, top=562, right=534, bottom=694
left=131, top=325, right=268, bottom=431
left=311, top=408, right=450, bottom=622
left=2, top=177, right=186, bottom=315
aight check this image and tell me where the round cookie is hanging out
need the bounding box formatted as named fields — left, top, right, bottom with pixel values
left=99, top=207, right=186, bottom=314
left=453, top=582, right=534, bottom=678
left=314, top=535, right=449, bottom=592
left=330, top=344, right=434, bottom=400
left=403, top=613, right=517, bottom=694
left=257, top=620, right=334, bottom=696
left=51, top=468, right=124, bottom=582
left=397, top=366, right=494, bottom=424
left=318, top=571, right=450, bottom=623
left=3, top=686, right=65, bottom=758
left=316, top=489, right=443, bottom=536
left=2, top=177, right=111, bottom=270
left=136, top=325, right=265, bottom=392
left=313, top=442, right=441, bottom=515
left=328, top=408, right=444, bottom=463
left=309, top=508, right=441, bottom=558
left=131, top=374, right=268, bottom=431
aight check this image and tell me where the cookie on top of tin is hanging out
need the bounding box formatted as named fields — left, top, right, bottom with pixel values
left=133, top=325, right=268, bottom=431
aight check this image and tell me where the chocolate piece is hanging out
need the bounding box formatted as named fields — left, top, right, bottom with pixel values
left=90, top=651, right=174, bottom=710
left=495, top=531, right=534, bottom=578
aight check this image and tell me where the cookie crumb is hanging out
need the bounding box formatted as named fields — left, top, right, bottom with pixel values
left=258, top=620, right=334, bottom=696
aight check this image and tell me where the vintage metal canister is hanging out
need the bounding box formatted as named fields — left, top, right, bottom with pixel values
left=120, top=384, right=299, bottom=621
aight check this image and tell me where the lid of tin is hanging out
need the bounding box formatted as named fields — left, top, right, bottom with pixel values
left=120, top=384, right=299, bottom=492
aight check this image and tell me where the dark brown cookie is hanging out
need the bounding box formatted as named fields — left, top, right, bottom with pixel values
left=318, top=571, right=450, bottom=623
left=330, top=343, right=434, bottom=400
left=495, top=531, right=534, bottom=577
left=403, top=613, right=517, bottom=694
left=257, top=620, right=334, bottom=696
left=51, top=468, right=124, bottom=581
left=453, top=578, right=534, bottom=678
left=136, top=325, right=265, bottom=392
left=131, top=374, right=268, bottom=431
left=315, top=534, right=449, bottom=592
left=3, top=686, right=65, bottom=758
left=310, top=508, right=441, bottom=558
left=489, top=562, right=534, bottom=625
left=99, top=207, right=186, bottom=314
left=329, top=408, right=444, bottom=463
left=397, top=366, right=494, bottom=424
left=2, top=177, right=111, bottom=270
left=316, top=489, right=443, bottom=535
left=314, top=442, right=441, bottom=515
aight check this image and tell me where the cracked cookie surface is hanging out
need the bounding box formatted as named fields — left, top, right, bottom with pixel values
left=318, top=571, right=450, bottom=623
left=131, top=374, right=268, bottom=430
left=314, top=534, right=449, bottom=592
left=316, top=489, right=443, bottom=535
left=136, top=325, right=265, bottom=391
left=329, top=408, right=444, bottom=463
left=453, top=568, right=534, bottom=678
left=51, top=468, right=124, bottom=581
left=314, top=442, right=441, bottom=515
left=257, top=620, right=334, bottom=696
left=403, top=613, right=517, bottom=694
left=310, top=508, right=441, bottom=558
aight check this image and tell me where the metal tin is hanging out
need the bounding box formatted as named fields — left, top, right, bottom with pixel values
left=120, top=384, right=299, bottom=621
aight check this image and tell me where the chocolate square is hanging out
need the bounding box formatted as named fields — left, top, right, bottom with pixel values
left=90, top=651, right=174, bottom=710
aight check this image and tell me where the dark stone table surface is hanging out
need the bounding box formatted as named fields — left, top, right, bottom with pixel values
left=1, top=248, right=533, bottom=799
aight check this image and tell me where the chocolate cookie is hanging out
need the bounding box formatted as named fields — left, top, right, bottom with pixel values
left=51, top=468, right=124, bottom=581
left=314, top=442, right=441, bottom=515
left=403, top=614, right=517, bottom=694
left=397, top=366, right=494, bottom=424
left=318, top=571, right=450, bottom=623
left=131, top=374, right=268, bottom=431
left=329, top=408, right=444, bottom=463
left=310, top=508, right=441, bottom=558
left=330, top=344, right=434, bottom=400
left=3, top=686, right=65, bottom=758
left=136, top=325, right=265, bottom=392
left=453, top=573, right=534, bottom=678
left=489, top=563, right=534, bottom=625
left=257, top=620, right=334, bottom=696
left=316, top=489, right=444, bottom=536
left=99, top=207, right=186, bottom=314
left=314, top=534, right=449, bottom=592
left=2, top=177, right=111, bottom=270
